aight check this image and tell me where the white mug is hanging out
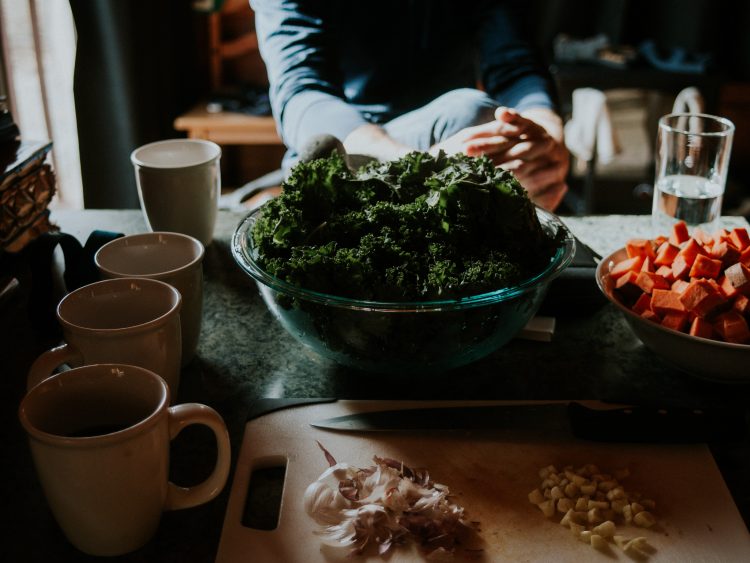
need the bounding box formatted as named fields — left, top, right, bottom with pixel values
left=27, top=277, right=182, bottom=395
left=95, top=232, right=204, bottom=365
left=19, top=363, right=231, bottom=556
left=131, top=139, right=221, bottom=247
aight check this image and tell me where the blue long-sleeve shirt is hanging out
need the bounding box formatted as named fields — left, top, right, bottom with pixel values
left=251, top=0, right=556, bottom=153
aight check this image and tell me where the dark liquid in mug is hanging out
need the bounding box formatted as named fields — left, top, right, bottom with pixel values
left=65, top=424, right=131, bottom=437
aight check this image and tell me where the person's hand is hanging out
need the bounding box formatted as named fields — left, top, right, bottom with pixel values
left=489, top=107, right=569, bottom=211
left=429, top=120, right=523, bottom=163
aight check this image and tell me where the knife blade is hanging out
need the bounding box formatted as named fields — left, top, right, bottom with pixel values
left=310, top=402, right=747, bottom=443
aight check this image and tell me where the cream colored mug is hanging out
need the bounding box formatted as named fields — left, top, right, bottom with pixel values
left=131, top=139, right=221, bottom=247
left=27, top=277, right=182, bottom=395
left=95, top=232, right=204, bottom=366
left=19, top=363, right=231, bottom=556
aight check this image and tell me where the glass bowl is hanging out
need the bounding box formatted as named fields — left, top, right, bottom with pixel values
left=232, top=205, right=575, bottom=374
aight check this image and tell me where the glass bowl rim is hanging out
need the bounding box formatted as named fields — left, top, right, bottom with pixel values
left=232, top=204, right=576, bottom=311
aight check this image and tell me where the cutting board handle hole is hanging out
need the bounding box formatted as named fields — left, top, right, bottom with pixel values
left=241, top=459, right=287, bottom=531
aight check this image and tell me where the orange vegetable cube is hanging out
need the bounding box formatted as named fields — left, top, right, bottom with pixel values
left=689, top=254, right=723, bottom=279
left=627, top=239, right=656, bottom=260
left=719, top=275, right=739, bottom=299
left=671, top=254, right=691, bottom=280
left=632, top=293, right=652, bottom=315
left=610, top=256, right=644, bottom=279
left=635, top=271, right=670, bottom=294
left=654, top=242, right=680, bottom=266
left=651, top=289, right=687, bottom=315
left=693, top=227, right=713, bottom=246
left=655, top=265, right=674, bottom=282
left=711, top=241, right=742, bottom=268
left=641, top=309, right=660, bottom=322
left=654, top=235, right=668, bottom=247
left=661, top=312, right=689, bottom=332
left=714, top=311, right=750, bottom=344
left=724, top=263, right=750, bottom=296
left=740, top=246, right=750, bottom=267
left=671, top=279, right=690, bottom=294
left=689, top=317, right=714, bottom=339
left=678, top=279, right=727, bottom=318
left=729, top=228, right=750, bottom=251
left=734, top=294, right=750, bottom=316
left=677, top=238, right=706, bottom=266
left=670, top=221, right=690, bottom=245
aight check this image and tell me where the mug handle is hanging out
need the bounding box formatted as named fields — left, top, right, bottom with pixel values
left=27, top=343, right=83, bottom=391
left=164, top=403, right=231, bottom=511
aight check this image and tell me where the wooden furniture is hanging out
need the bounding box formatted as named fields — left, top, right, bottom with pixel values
left=173, top=104, right=281, bottom=146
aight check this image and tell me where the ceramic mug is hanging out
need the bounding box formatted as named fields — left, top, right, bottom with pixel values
left=131, top=139, right=221, bottom=247
left=95, top=232, right=204, bottom=365
left=27, top=277, right=182, bottom=395
left=18, top=363, right=231, bottom=556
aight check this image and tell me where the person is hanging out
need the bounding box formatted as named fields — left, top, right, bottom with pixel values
left=250, top=0, right=569, bottom=211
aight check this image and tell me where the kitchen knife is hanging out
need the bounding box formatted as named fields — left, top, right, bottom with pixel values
left=311, top=402, right=747, bottom=443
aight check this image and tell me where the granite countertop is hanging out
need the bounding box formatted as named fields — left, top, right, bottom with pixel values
left=3, top=209, right=749, bottom=562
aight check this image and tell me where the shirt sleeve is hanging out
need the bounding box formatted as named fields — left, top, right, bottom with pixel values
left=250, top=0, right=368, bottom=151
left=477, top=0, right=556, bottom=112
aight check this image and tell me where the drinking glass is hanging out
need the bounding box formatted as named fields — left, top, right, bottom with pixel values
left=652, top=113, right=734, bottom=234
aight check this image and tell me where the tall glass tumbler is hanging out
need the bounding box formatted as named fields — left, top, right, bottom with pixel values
left=652, top=113, right=735, bottom=233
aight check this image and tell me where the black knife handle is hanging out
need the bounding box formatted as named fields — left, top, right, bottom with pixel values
left=568, top=403, right=748, bottom=443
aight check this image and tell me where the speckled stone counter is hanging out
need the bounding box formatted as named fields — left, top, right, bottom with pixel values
left=3, top=210, right=749, bottom=562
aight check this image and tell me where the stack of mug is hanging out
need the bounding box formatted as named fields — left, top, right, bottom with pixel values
left=19, top=139, right=231, bottom=556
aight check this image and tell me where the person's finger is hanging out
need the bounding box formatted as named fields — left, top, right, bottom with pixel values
left=503, top=137, right=556, bottom=162
left=495, top=106, right=548, bottom=138
left=464, top=136, right=522, bottom=158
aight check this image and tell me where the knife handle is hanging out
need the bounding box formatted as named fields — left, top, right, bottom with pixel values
left=567, top=403, right=748, bottom=443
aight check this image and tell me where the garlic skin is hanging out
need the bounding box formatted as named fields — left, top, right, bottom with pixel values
left=304, top=447, right=478, bottom=557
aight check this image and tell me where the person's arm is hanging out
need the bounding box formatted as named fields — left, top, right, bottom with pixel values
left=251, top=0, right=367, bottom=152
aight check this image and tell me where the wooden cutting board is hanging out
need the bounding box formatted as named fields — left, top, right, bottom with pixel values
left=215, top=400, right=750, bottom=563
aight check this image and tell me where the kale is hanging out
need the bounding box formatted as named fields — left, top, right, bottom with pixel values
left=251, top=151, right=560, bottom=301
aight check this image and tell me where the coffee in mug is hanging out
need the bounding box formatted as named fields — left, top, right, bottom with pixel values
left=19, top=363, right=231, bottom=556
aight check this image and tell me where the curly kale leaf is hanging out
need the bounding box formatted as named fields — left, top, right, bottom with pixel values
left=250, top=151, right=560, bottom=300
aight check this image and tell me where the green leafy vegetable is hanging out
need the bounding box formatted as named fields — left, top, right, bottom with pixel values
left=252, top=151, right=561, bottom=301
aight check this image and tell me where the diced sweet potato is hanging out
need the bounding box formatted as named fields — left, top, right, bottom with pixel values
left=627, top=239, right=656, bottom=260
left=733, top=294, right=750, bottom=316
left=635, top=271, right=670, bottom=294
left=632, top=293, right=652, bottom=315
left=610, top=256, right=644, bottom=279
left=724, top=263, right=750, bottom=296
left=729, top=228, right=750, bottom=251
left=678, top=279, right=727, bottom=318
left=714, top=311, right=750, bottom=344
left=651, top=289, right=687, bottom=315
left=693, top=227, right=714, bottom=246
left=655, top=265, right=674, bottom=282
left=670, top=221, right=690, bottom=245
left=671, top=279, right=690, bottom=294
left=710, top=241, right=742, bottom=268
left=661, top=312, right=689, bottom=332
left=654, top=235, right=668, bottom=246
left=689, top=254, right=723, bottom=279
left=740, top=246, right=750, bottom=267
left=689, top=317, right=714, bottom=339
left=677, top=238, right=706, bottom=266
left=671, top=254, right=691, bottom=280
left=641, top=309, right=660, bottom=322
left=655, top=242, right=680, bottom=266
left=719, top=275, right=739, bottom=299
